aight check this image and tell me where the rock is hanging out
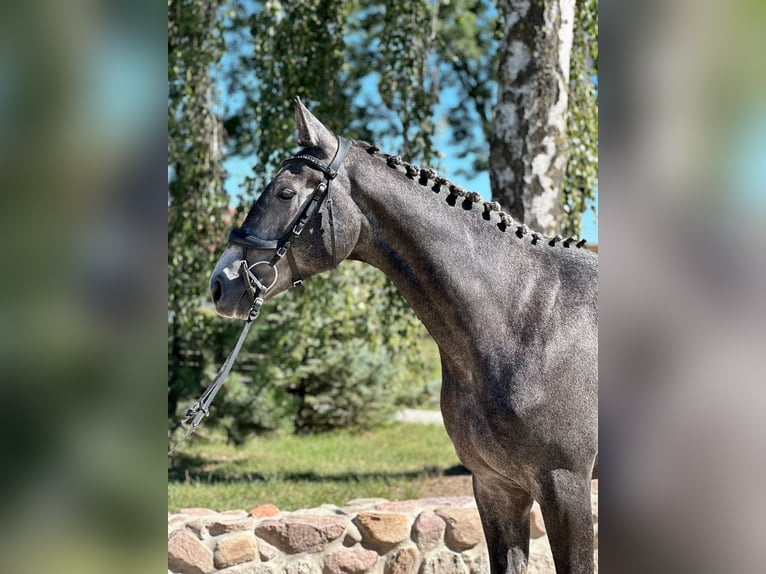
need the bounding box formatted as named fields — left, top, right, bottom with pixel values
left=169, top=514, right=189, bottom=524
left=385, top=547, right=419, bottom=574
left=342, top=523, right=363, bottom=547
left=258, top=540, right=279, bottom=562
left=418, top=551, right=467, bottom=574
left=285, top=560, right=321, bottom=574
left=411, top=512, right=445, bottom=551
left=249, top=504, right=281, bottom=518
left=209, top=517, right=255, bottom=536
left=325, top=548, right=379, bottom=574
left=375, top=497, right=474, bottom=512
left=373, top=500, right=427, bottom=513
left=528, top=537, right=556, bottom=574
left=462, top=549, right=489, bottom=574
left=255, top=515, right=348, bottom=554
left=215, top=565, right=273, bottom=574
left=222, top=510, right=249, bottom=518
left=591, top=487, right=599, bottom=524
left=214, top=533, right=258, bottom=569
left=168, top=529, right=214, bottom=574
left=179, top=508, right=218, bottom=517
left=186, top=521, right=210, bottom=540
left=530, top=503, right=546, bottom=538
left=434, top=508, right=484, bottom=551
left=593, top=522, right=598, bottom=550
left=344, top=498, right=388, bottom=507
left=355, top=512, right=410, bottom=552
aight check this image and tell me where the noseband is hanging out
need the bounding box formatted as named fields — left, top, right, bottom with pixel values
left=227, top=135, right=352, bottom=317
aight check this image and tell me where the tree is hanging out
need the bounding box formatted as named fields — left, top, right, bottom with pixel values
left=490, top=0, right=575, bottom=236
left=222, top=0, right=440, bottom=176
left=435, top=0, right=597, bottom=236
left=562, top=0, right=598, bottom=237
left=168, top=0, right=230, bottom=424
left=434, top=0, right=500, bottom=176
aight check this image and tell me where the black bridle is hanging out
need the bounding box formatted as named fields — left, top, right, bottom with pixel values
left=227, top=135, right=352, bottom=318
left=169, top=135, right=352, bottom=454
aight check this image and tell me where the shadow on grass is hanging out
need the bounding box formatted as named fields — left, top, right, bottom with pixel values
left=168, top=454, right=469, bottom=485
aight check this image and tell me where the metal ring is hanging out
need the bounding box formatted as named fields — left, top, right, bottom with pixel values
left=247, top=260, right=278, bottom=292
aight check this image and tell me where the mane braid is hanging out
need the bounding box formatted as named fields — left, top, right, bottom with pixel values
left=361, top=142, right=587, bottom=249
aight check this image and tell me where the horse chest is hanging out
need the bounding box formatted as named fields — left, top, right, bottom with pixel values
left=439, top=366, right=548, bottom=482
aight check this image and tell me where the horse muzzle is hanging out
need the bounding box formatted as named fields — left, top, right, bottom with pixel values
left=210, top=256, right=279, bottom=319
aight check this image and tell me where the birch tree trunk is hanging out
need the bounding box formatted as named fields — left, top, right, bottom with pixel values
left=490, top=0, right=576, bottom=235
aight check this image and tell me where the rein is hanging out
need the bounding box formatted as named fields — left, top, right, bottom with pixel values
left=169, top=136, right=351, bottom=455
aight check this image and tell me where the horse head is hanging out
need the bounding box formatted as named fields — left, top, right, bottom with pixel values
left=210, top=98, right=363, bottom=319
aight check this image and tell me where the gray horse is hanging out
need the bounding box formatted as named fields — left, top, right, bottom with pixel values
left=210, top=99, right=598, bottom=574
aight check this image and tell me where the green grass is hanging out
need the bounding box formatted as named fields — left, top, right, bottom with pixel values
left=168, top=422, right=462, bottom=512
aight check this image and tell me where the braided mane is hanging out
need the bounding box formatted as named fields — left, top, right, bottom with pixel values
left=359, top=141, right=587, bottom=250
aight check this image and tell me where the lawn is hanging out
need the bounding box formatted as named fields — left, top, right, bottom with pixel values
left=168, top=422, right=470, bottom=513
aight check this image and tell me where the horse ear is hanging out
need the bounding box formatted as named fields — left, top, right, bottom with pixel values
left=294, top=97, right=335, bottom=149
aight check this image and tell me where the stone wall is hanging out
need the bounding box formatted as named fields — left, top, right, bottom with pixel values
left=169, top=492, right=598, bottom=574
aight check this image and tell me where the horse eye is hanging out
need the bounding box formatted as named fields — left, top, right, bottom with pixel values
left=277, top=188, right=297, bottom=200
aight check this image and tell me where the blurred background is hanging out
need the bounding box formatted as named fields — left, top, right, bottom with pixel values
left=0, top=0, right=762, bottom=572
left=0, top=1, right=165, bottom=573
left=600, top=1, right=766, bottom=572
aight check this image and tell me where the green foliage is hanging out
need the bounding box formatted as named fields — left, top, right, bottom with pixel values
left=210, top=264, right=431, bottom=442
left=562, top=0, right=598, bottom=236
left=168, top=0, right=230, bottom=420
left=352, top=0, right=438, bottom=163
left=224, top=0, right=440, bottom=175
left=434, top=0, right=500, bottom=175
left=224, top=0, right=353, bottom=173
left=172, top=0, right=437, bottom=441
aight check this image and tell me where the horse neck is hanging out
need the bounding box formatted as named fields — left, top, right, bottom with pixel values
left=346, top=151, right=536, bottom=360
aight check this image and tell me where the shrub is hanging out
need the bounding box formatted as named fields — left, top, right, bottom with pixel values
left=199, top=262, right=432, bottom=442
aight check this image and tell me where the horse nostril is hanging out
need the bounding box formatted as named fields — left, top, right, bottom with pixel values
left=211, top=279, right=223, bottom=303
